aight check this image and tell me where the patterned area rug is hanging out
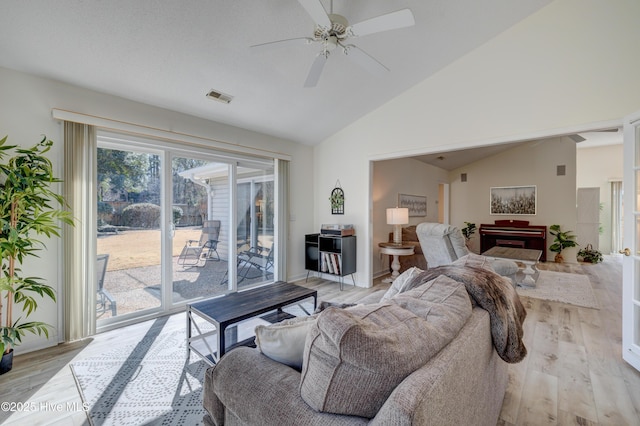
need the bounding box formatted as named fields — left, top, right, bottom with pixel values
left=71, top=302, right=315, bottom=425
left=516, top=270, right=598, bottom=309
left=70, top=327, right=208, bottom=425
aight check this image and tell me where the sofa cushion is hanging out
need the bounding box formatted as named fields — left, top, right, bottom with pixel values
left=380, top=266, right=424, bottom=302
left=388, top=275, right=472, bottom=324
left=255, top=315, right=316, bottom=370
left=299, top=276, right=472, bottom=418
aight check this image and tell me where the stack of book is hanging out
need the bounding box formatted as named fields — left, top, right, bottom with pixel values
left=320, top=252, right=341, bottom=275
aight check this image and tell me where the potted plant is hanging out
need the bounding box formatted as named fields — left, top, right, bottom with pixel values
left=461, top=222, right=476, bottom=242
left=549, top=224, right=578, bottom=263
left=461, top=222, right=476, bottom=251
left=578, top=244, right=603, bottom=264
left=0, top=135, right=73, bottom=374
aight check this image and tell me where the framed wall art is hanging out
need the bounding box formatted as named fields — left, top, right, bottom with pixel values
left=330, top=181, right=344, bottom=215
left=490, top=185, right=536, bottom=215
left=398, top=193, right=427, bottom=217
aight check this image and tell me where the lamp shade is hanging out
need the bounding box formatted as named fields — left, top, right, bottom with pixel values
left=386, top=207, right=409, bottom=225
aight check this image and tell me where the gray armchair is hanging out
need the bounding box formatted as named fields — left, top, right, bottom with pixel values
left=415, top=222, right=518, bottom=282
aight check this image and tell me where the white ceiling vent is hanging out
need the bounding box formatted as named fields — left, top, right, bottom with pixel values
left=206, top=89, right=233, bottom=104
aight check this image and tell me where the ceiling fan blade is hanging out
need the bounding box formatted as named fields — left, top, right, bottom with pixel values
left=349, top=9, right=415, bottom=37
left=343, top=45, right=389, bottom=77
left=250, top=37, right=313, bottom=52
left=304, top=53, right=328, bottom=88
left=297, top=0, right=331, bottom=28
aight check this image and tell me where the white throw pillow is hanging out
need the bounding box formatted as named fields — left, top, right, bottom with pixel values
left=380, top=266, right=424, bottom=302
left=254, top=315, right=316, bottom=370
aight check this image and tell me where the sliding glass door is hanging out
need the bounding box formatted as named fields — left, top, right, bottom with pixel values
left=96, top=145, right=163, bottom=320
left=171, top=156, right=231, bottom=302
left=236, top=163, right=275, bottom=287
left=95, top=131, right=277, bottom=328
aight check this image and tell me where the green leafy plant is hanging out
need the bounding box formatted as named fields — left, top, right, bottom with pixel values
left=329, top=192, right=343, bottom=208
left=0, top=135, right=73, bottom=357
left=578, top=244, right=603, bottom=264
left=549, top=224, right=578, bottom=263
left=172, top=206, right=184, bottom=224
left=122, top=202, right=161, bottom=228
left=329, top=188, right=344, bottom=214
left=461, top=222, right=476, bottom=242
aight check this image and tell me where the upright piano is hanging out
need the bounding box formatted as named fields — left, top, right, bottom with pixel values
left=479, top=220, right=547, bottom=261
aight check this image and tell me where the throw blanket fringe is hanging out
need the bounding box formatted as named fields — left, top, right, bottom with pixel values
left=409, top=265, right=527, bottom=363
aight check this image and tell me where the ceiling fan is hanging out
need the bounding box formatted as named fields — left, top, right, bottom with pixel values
left=251, top=0, right=415, bottom=87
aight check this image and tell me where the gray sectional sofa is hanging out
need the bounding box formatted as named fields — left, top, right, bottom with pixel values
left=202, top=258, right=526, bottom=425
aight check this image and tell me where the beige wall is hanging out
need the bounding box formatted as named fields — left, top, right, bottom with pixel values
left=372, top=158, right=448, bottom=277
left=449, top=137, right=577, bottom=261
left=577, top=144, right=624, bottom=254
left=314, top=0, right=640, bottom=286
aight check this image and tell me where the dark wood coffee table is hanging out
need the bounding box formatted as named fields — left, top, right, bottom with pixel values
left=187, top=281, right=317, bottom=365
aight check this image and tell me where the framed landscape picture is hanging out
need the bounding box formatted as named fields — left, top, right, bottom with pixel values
left=490, top=185, right=536, bottom=215
left=398, top=193, right=427, bottom=217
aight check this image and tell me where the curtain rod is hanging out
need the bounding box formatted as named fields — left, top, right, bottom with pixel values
left=51, top=108, right=292, bottom=161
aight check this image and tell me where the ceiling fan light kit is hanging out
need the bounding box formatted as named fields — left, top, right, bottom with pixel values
left=251, top=0, right=415, bottom=87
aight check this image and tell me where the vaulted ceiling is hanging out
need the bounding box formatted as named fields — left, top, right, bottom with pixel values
left=0, top=1, right=554, bottom=146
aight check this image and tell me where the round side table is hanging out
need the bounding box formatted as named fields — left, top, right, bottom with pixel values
left=378, top=242, right=415, bottom=283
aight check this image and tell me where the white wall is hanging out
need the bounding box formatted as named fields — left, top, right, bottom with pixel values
left=0, top=66, right=314, bottom=353
left=577, top=144, right=624, bottom=254
left=372, top=158, right=448, bottom=277
left=314, top=0, right=640, bottom=287
left=4, top=0, right=639, bottom=351
left=449, top=137, right=576, bottom=261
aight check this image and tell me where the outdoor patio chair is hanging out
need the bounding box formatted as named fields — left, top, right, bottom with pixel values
left=177, top=220, right=221, bottom=267
left=237, top=243, right=274, bottom=282
left=220, top=242, right=274, bottom=285
left=96, top=253, right=117, bottom=316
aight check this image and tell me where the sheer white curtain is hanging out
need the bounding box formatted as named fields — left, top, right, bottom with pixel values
left=63, top=122, right=97, bottom=341
left=275, top=159, right=289, bottom=281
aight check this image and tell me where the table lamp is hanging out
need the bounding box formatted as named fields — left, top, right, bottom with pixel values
left=387, top=207, right=409, bottom=244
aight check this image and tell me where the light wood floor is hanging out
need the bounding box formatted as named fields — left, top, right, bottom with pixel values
left=499, top=257, right=640, bottom=425
left=1, top=257, right=639, bottom=425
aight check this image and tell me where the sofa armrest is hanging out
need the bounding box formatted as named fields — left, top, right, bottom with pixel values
left=205, top=346, right=368, bottom=426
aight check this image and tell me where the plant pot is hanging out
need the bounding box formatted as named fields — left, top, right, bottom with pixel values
left=0, top=349, right=14, bottom=375
left=562, top=246, right=579, bottom=264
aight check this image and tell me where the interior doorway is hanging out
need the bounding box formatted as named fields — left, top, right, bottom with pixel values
left=438, top=183, right=449, bottom=224
left=370, top=128, right=622, bottom=281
